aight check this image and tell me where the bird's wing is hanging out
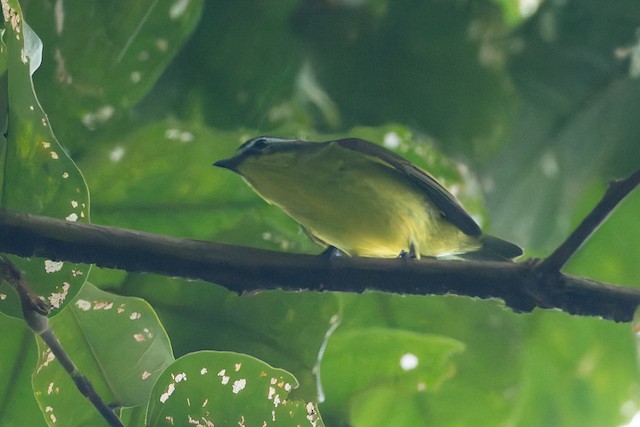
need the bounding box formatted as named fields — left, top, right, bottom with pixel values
left=335, top=138, right=482, bottom=236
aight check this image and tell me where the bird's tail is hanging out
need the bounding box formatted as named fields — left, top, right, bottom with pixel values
left=457, top=235, right=522, bottom=261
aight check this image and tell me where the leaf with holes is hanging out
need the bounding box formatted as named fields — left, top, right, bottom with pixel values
left=147, top=350, right=323, bottom=426
left=32, top=283, right=174, bottom=426
left=0, top=1, right=90, bottom=317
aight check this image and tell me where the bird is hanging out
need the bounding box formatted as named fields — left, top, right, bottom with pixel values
left=214, top=136, right=522, bottom=260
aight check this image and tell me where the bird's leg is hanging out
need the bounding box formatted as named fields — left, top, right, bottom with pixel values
left=319, top=245, right=345, bottom=258
left=398, top=242, right=420, bottom=259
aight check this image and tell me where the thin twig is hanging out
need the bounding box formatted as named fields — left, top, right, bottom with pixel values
left=0, top=257, right=124, bottom=427
left=0, top=209, right=639, bottom=321
left=537, top=168, right=640, bottom=273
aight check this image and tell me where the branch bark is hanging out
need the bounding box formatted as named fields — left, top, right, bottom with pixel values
left=0, top=206, right=638, bottom=322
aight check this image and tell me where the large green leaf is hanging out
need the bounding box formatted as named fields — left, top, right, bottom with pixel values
left=147, top=350, right=322, bottom=426
left=23, top=0, right=204, bottom=152
left=503, top=312, right=636, bottom=427
left=32, top=283, right=174, bottom=426
left=0, top=1, right=90, bottom=317
left=320, top=327, right=464, bottom=426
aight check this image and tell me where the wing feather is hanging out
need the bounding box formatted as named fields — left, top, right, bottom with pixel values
left=334, top=138, right=482, bottom=236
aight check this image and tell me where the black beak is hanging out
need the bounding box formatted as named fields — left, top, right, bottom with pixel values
left=213, top=157, right=241, bottom=171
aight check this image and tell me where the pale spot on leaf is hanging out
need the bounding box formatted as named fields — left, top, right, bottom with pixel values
left=232, top=379, right=246, bottom=394
left=400, top=353, right=419, bottom=371
left=44, top=260, right=64, bottom=273
left=160, top=383, right=175, bottom=403
left=75, top=299, right=91, bottom=311
left=130, top=71, right=142, bottom=83
left=156, top=38, right=168, bottom=52
left=93, top=301, right=113, bottom=310
left=48, top=282, right=70, bottom=308
left=169, top=0, right=190, bottom=19
left=81, top=105, right=114, bottom=130
left=54, top=0, right=64, bottom=34
left=383, top=131, right=402, bottom=149
left=37, top=349, right=56, bottom=374
left=108, top=146, right=126, bottom=162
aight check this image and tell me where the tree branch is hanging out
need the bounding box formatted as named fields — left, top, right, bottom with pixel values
left=537, top=168, right=640, bottom=272
left=0, top=208, right=639, bottom=322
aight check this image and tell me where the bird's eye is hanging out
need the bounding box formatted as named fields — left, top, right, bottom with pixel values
left=251, top=138, right=268, bottom=151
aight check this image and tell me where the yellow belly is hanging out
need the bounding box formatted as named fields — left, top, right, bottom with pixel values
left=238, top=144, right=480, bottom=257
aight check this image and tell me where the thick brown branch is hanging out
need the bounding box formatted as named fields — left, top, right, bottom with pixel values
left=1, top=209, right=639, bottom=322
left=538, top=168, right=640, bottom=273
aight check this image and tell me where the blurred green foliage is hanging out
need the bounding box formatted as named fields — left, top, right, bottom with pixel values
left=1, top=0, right=639, bottom=426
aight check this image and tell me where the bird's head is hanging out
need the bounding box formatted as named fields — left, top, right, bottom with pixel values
left=213, top=136, right=308, bottom=171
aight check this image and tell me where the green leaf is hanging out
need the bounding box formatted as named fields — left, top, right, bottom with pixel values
left=24, top=0, right=204, bottom=151
left=0, top=1, right=90, bottom=317
left=504, top=312, right=636, bottom=427
left=32, top=283, right=174, bottom=426
left=320, top=292, right=525, bottom=426
left=147, top=350, right=321, bottom=426
left=0, top=312, right=45, bottom=427
left=319, top=327, right=464, bottom=425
